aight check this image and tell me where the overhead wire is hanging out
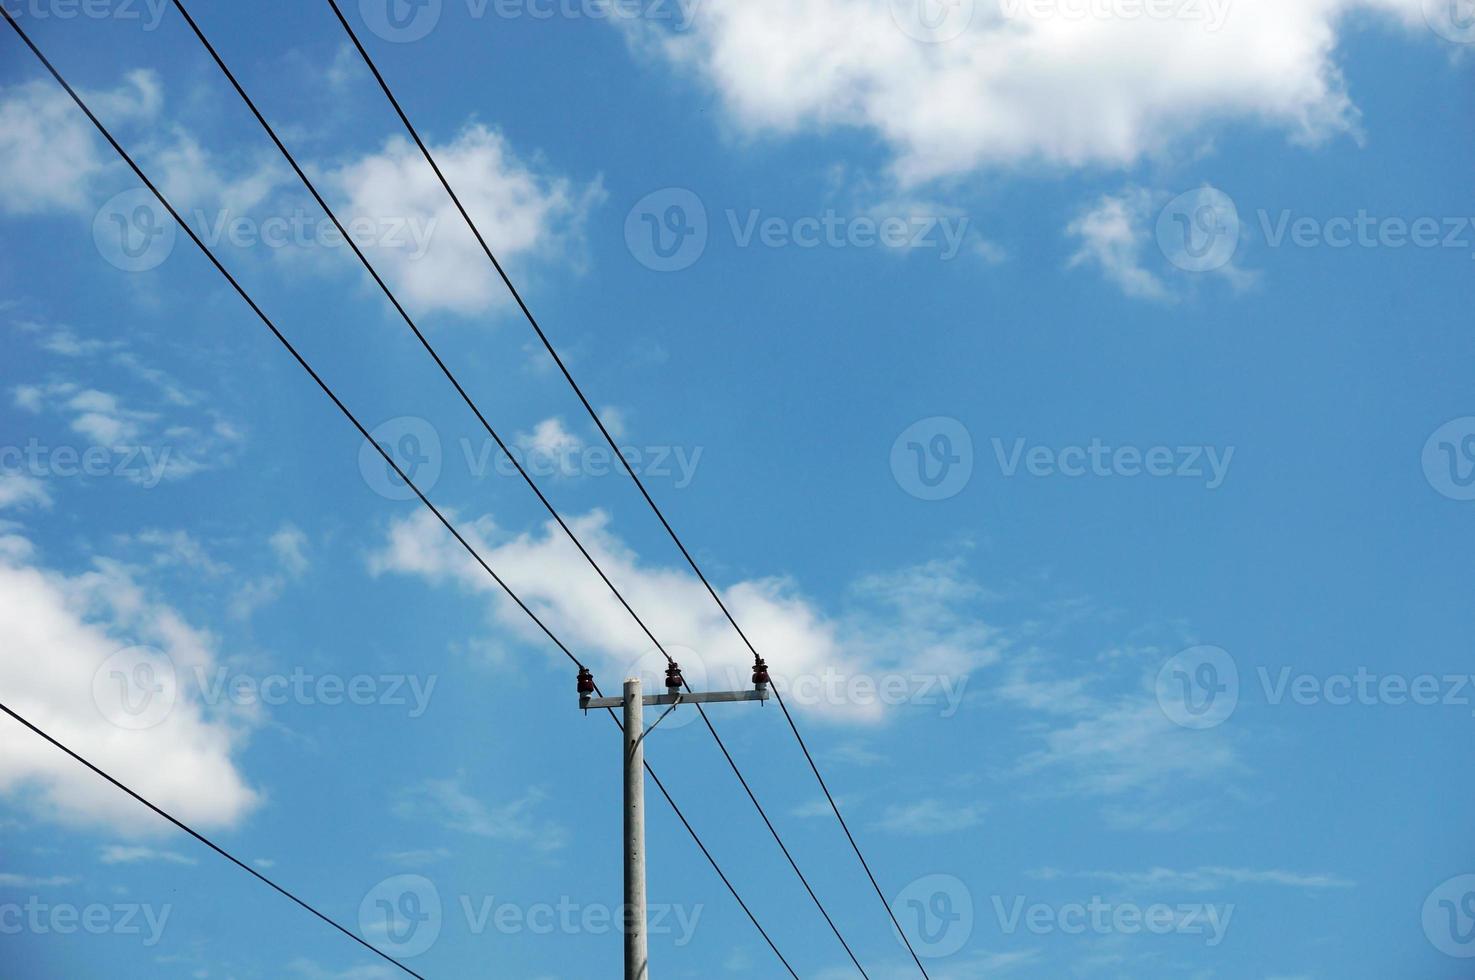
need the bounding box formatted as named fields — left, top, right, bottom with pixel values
left=322, top=3, right=932, bottom=973
left=0, top=9, right=794, bottom=974
left=170, top=1, right=871, bottom=972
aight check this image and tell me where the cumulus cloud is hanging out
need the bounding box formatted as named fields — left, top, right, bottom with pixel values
left=369, top=509, right=996, bottom=722
left=0, top=71, right=160, bottom=215
left=0, top=529, right=259, bottom=834
left=625, top=0, right=1423, bottom=185
left=326, top=126, right=603, bottom=316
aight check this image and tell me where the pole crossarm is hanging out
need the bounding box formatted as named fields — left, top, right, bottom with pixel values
left=583, top=688, right=769, bottom=710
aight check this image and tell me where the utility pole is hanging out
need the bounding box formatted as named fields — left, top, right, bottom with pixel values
left=578, top=657, right=771, bottom=980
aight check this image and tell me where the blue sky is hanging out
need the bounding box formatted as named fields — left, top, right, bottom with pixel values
left=1, top=0, right=1473, bottom=977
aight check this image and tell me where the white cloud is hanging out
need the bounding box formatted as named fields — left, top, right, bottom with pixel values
left=10, top=379, right=244, bottom=487
left=1000, top=653, right=1244, bottom=829
left=326, top=125, right=603, bottom=316
left=516, top=416, right=585, bottom=477
left=1067, top=188, right=1170, bottom=301
left=99, top=844, right=197, bottom=866
left=0, top=71, right=160, bottom=215
left=394, top=778, right=567, bottom=852
left=1029, top=866, right=1355, bottom=892
left=0, top=872, right=77, bottom=887
left=369, top=509, right=996, bottom=722
left=269, top=525, right=310, bottom=578
left=0, top=535, right=259, bottom=834
left=0, top=472, right=51, bottom=511
left=230, top=524, right=311, bottom=620
left=876, top=797, right=986, bottom=835
left=626, top=0, right=1424, bottom=185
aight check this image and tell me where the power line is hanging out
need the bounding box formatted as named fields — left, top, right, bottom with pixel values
left=0, top=701, right=426, bottom=980
left=322, top=3, right=931, bottom=973
left=172, top=2, right=870, bottom=973
left=0, top=11, right=793, bottom=974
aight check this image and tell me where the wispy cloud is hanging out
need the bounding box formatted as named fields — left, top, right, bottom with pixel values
left=395, top=778, right=567, bottom=852
left=876, top=798, right=986, bottom=836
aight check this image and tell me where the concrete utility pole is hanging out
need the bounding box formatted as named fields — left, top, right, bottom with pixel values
left=579, top=659, right=771, bottom=980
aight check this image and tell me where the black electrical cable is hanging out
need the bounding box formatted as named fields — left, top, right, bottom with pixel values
left=171, top=3, right=869, bottom=972
left=0, top=11, right=794, bottom=975
left=0, top=701, right=427, bottom=980
left=322, top=4, right=931, bottom=973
